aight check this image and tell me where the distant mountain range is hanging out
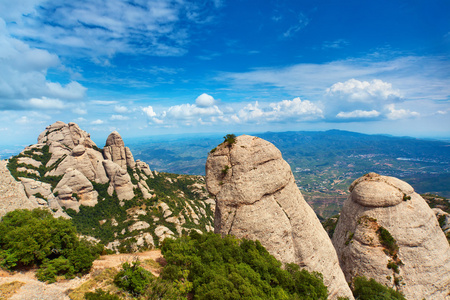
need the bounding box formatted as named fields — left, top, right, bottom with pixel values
left=128, top=130, right=450, bottom=215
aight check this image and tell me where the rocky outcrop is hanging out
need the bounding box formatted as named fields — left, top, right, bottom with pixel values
left=38, top=121, right=97, bottom=149
left=0, top=160, right=39, bottom=217
left=206, top=135, right=354, bottom=300
left=54, top=168, right=98, bottom=211
left=332, top=173, right=450, bottom=300
left=47, top=146, right=109, bottom=184
left=103, top=131, right=135, bottom=169
left=102, top=160, right=135, bottom=202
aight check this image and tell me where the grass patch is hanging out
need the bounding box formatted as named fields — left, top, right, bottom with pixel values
left=68, top=268, right=120, bottom=300
left=0, top=281, right=25, bottom=299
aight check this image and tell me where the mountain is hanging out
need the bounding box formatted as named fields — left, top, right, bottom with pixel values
left=1, top=121, right=214, bottom=252
left=128, top=130, right=450, bottom=217
left=206, top=134, right=354, bottom=299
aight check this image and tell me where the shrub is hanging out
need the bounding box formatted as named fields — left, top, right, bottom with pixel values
left=352, top=276, right=406, bottom=300
left=377, top=226, right=398, bottom=256
left=0, top=209, right=101, bottom=282
left=114, top=260, right=153, bottom=296
left=161, top=232, right=328, bottom=299
left=85, top=289, right=122, bottom=300
left=223, top=134, right=236, bottom=145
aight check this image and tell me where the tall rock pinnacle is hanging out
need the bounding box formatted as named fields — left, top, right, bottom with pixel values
left=206, top=135, right=354, bottom=300
left=332, top=172, right=450, bottom=300
left=104, top=131, right=136, bottom=169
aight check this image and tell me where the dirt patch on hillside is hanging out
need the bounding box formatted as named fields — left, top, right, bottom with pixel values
left=0, top=250, right=163, bottom=300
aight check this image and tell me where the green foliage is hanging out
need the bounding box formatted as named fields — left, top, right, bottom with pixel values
left=223, top=134, right=236, bottom=145
left=352, top=276, right=406, bottom=300
left=387, top=261, right=400, bottom=274
left=345, top=231, right=354, bottom=245
left=377, top=226, right=398, bottom=256
left=221, top=165, right=230, bottom=176
left=161, top=232, right=328, bottom=300
left=0, top=209, right=101, bottom=282
left=85, top=289, right=122, bottom=300
left=114, top=260, right=153, bottom=296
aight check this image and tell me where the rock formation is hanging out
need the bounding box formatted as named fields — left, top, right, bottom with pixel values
left=54, top=168, right=99, bottom=211
left=332, top=172, right=450, bottom=300
left=103, top=131, right=136, bottom=169
left=0, top=160, right=39, bottom=217
left=102, top=160, right=135, bottom=202
left=206, top=135, right=354, bottom=300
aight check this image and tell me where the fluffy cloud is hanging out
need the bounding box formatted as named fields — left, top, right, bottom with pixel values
left=28, top=97, right=65, bottom=110
left=267, top=97, right=323, bottom=121
left=166, top=103, right=223, bottom=120
left=0, top=18, right=86, bottom=109
left=111, top=114, right=129, bottom=121
left=3, top=0, right=221, bottom=58
left=233, top=98, right=323, bottom=123
left=91, top=119, right=104, bottom=125
left=386, top=104, right=419, bottom=120
left=114, top=105, right=129, bottom=114
left=195, top=93, right=215, bottom=107
left=326, top=79, right=402, bottom=103
left=336, top=110, right=381, bottom=119
left=142, top=106, right=157, bottom=118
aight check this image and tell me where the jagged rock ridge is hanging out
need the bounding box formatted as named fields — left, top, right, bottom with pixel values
left=332, top=172, right=450, bottom=300
left=206, top=135, right=354, bottom=300
left=1, top=121, right=214, bottom=252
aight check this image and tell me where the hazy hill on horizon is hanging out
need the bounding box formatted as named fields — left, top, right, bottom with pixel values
left=127, top=129, right=450, bottom=216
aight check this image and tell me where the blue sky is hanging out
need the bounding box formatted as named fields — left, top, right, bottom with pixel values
left=0, top=0, right=449, bottom=148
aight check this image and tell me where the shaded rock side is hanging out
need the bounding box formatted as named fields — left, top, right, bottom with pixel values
left=103, top=131, right=135, bottom=169
left=0, top=160, right=39, bottom=217
left=54, top=168, right=98, bottom=212
left=206, top=135, right=354, bottom=300
left=102, top=160, right=135, bottom=202
left=332, top=172, right=450, bottom=300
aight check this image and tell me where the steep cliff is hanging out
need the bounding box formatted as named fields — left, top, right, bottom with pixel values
left=206, top=135, right=354, bottom=300
left=332, top=172, right=450, bottom=300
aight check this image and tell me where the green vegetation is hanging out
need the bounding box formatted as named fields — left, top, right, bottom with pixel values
left=352, top=276, right=406, bottom=300
left=160, top=232, right=328, bottom=299
left=0, top=209, right=102, bottom=283
left=345, top=231, right=354, bottom=245
left=377, top=226, right=398, bottom=257
left=114, top=260, right=153, bottom=296
left=320, top=214, right=339, bottom=238
left=223, top=134, right=237, bottom=146
left=85, top=289, right=121, bottom=300
left=221, top=165, right=230, bottom=176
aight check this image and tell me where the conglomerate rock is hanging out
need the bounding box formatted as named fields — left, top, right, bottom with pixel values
left=332, top=172, right=450, bottom=300
left=206, top=135, right=354, bottom=300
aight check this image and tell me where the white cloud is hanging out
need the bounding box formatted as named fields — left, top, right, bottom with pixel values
left=386, top=104, right=419, bottom=120
left=15, top=116, right=30, bottom=124
left=111, top=114, right=129, bottom=121
left=0, top=18, right=86, bottom=108
left=233, top=98, right=323, bottom=123
left=3, top=0, right=221, bottom=58
left=91, top=119, right=104, bottom=125
left=91, top=100, right=117, bottom=105
left=217, top=56, right=450, bottom=103
left=195, top=93, right=215, bottom=107
left=28, top=97, right=65, bottom=110
left=114, top=105, right=128, bottom=113
left=336, top=110, right=381, bottom=119
left=73, top=107, right=87, bottom=115
left=234, top=102, right=265, bottom=123
left=326, top=79, right=402, bottom=103
left=166, top=103, right=223, bottom=120
left=267, top=97, right=323, bottom=121
left=142, top=106, right=157, bottom=118
left=322, top=39, right=349, bottom=49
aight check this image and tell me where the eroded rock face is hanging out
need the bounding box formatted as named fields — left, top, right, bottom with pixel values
left=38, top=121, right=97, bottom=149
left=103, top=131, right=135, bottom=169
left=206, top=135, right=354, bottom=300
left=102, top=160, right=135, bottom=202
left=0, top=160, right=39, bottom=217
left=332, top=173, right=450, bottom=300
left=54, top=168, right=98, bottom=211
